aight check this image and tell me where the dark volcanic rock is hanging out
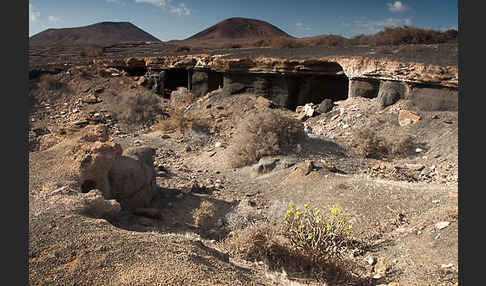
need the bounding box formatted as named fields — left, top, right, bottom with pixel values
left=29, top=21, right=160, bottom=47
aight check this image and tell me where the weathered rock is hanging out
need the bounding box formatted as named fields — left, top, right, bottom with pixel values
left=303, top=103, right=317, bottom=117
left=295, top=160, right=314, bottom=176
left=435, top=221, right=450, bottom=230
left=97, top=54, right=458, bottom=88
left=405, top=163, right=425, bottom=171
left=170, top=87, right=192, bottom=107
left=82, top=94, right=100, bottom=104
left=251, top=157, right=279, bottom=176
left=191, top=70, right=209, bottom=97
left=71, top=141, right=123, bottom=196
left=317, top=98, right=334, bottom=113
left=349, top=79, right=380, bottom=98
left=378, top=81, right=408, bottom=108
left=255, top=96, right=273, bottom=109
left=398, top=110, right=421, bottom=126
left=137, top=76, right=147, bottom=86
left=108, top=146, right=157, bottom=210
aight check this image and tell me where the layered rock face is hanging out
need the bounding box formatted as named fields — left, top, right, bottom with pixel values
left=93, top=53, right=458, bottom=109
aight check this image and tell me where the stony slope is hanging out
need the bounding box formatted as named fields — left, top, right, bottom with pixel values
left=29, top=22, right=160, bottom=47
left=186, top=17, right=292, bottom=41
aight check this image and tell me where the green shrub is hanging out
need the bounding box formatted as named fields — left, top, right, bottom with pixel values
left=283, top=203, right=354, bottom=262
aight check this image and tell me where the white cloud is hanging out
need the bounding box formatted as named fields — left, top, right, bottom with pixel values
left=135, top=0, right=166, bottom=7
left=29, top=4, right=40, bottom=22
left=48, top=15, right=61, bottom=23
left=387, top=1, right=410, bottom=13
left=296, top=21, right=311, bottom=31
left=346, top=17, right=413, bottom=35
left=168, top=2, right=190, bottom=16
left=134, top=0, right=191, bottom=15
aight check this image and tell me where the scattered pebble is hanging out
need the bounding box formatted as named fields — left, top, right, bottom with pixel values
left=435, top=221, right=450, bottom=230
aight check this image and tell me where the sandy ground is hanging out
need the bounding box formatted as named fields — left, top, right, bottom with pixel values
left=28, top=63, right=458, bottom=285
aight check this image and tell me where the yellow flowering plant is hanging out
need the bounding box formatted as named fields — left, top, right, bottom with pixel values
left=283, top=203, right=355, bottom=262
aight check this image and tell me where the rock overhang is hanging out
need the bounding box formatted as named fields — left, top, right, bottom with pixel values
left=93, top=54, right=458, bottom=88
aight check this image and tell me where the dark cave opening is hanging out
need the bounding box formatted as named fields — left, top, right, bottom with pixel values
left=207, top=71, right=224, bottom=92
left=286, top=74, right=349, bottom=111
left=125, top=66, right=147, bottom=77
left=164, top=68, right=189, bottom=97
left=81, top=180, right=97, bottom=193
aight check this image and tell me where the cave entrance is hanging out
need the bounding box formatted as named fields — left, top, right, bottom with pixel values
left=164, top=68, right=189, bottom=97
left=207, top=71, right=224, bottom=92
left=81, top=180, right=97, bottom=193
left=126, top=66, right=147, bottom=76
left=286, top=73, right=349, bottom=111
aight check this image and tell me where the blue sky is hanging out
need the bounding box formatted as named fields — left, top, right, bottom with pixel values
left=29, top=0, right=458, bottom=41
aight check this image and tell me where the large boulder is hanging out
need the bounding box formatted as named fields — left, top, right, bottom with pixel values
left=108, top=146, right=157, bottom=210
left=191, top=71, right=209, bottom=98
left=377, top=81, right=408, bottom=109
left=71, top=141, right=123, bottom=196
left=317, top=98, right=334, bottom=114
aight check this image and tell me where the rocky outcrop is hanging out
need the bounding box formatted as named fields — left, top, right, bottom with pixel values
left=377, top=81, right=409, bottom=108
left=71, top=140, right=123, bottom=196
left=108, top=146, right=157, bottom=210
left=349, top=79, right=380, bottom=98
left=93, top=53, right=458, bottom=88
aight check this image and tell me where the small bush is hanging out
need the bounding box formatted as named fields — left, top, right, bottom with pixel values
left=192, top=200, right=216, bottom=234
left=227, top=109, right=305, bottom=168
left=351, top=128, right=416, bottom=159
left=112, top=90, right=162, bottom=126
left=283, top=203, right=355, bottom=262
left=223, top=204, right=367, bottom=282
left=155, top=104, right=209, bottom=135
left=224, top=223, right=290, bottom=265
left=37, top=74, right=64, bottom=90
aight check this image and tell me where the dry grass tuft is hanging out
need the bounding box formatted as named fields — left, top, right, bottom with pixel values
left=351, top=128, right=416, bottom=159
left=154, top=90, right=210, bottom=135
left=192, top=200, right=217, bottom=236
left=110, top=90, right=162, bottom=126
left=227, top=109, right=305, bottom=168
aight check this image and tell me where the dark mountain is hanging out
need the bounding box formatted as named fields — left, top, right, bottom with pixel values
left=186, top=17, right=293, bottom=41
left=29, top=21, right=160, bottom=47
